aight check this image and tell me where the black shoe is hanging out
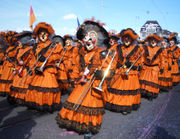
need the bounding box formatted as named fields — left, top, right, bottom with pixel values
left=84, top=133, right=92, bottom=139
left=148, top=97, right=153, bottom=101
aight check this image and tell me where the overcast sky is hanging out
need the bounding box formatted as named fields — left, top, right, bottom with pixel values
left=0, top=0, right=180, bottom=36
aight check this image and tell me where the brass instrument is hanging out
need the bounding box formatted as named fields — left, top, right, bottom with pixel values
left=73, top=49, right=112, bottom=111
left=109, top=50, right=143, bottom=87
left=125, top=51, right=143, bottom=76
left=19, top=43, right=54, bottom=86
left=39, top=43, right=57, bottom=72
left=56, top=46, right=69, bottom=68
left=93, top=50, right=116, bottom=92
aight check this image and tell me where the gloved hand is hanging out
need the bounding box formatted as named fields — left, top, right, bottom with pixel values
left=125, top=61, right=132, bottom=68
left=94, top=70, right=103, bottom=79
left=0, top=61, right=3, bottom=65
left=116, top=63, right=122, bottom=68
left=168, top=67, right=171, bottom=71
left=39, top=55, right=46, bottom=62
left=160, top=69, right=164, bottom=74
left=35, top=68, right=43, bottom=75
left=69, top=81, right=75, bottom=88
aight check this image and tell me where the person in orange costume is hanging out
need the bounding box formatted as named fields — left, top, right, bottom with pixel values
left=0, top=34, right=8, bottom=78
left=56, top=18, right=109, bottom=138
left=158, top=37, right=173, bottom=92
left=25, top=22, right=63, bottom=112
left=0, top=31, right=20, bottom=97
left=56, top=35, right=77, bottom=94
left=139, top=34, right=163, bottom=100
left=7, top=31, right=35, bottom=105
left=99, top=31, right=119, bottom=103
left=168, top=34, right=180, bottom=86
left=105, top=28, right=143, bottom=115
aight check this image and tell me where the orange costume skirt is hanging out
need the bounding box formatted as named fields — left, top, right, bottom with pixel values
left=104, top=69, right=141, bottom=113
left=0, top=61, right=14, bottom=97
left=25, top=67, right=61, bottom=112
left=158, top=68, right=172, bottom=91
left=171, top=60, right=180, bottom=86
left=7, top=66, right=33, bottom=105
left=139, top=65, right=160, bottom=99
left=56, top=79, right=105, bottom=135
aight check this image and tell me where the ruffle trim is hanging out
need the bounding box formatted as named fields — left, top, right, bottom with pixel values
left=28, top=85, right=61, bottom=93
left=107, top=88, right=140, bottom=95
left=172, top=73, right=180, bottom=76
left=105, top=102, right=140, bottom=113
left=7, top=95, right=25, bottom=106
left=56, top=113, right=101, bottom=135
left=0, top=79, right=13, bottom=84
left=10, top=86, right=27, bottom=94
left=0, top=91, right=8, bottom=97
left=140, top=89, right=158, bottom=99
left=158, top=77, right=172, bottom=82
left=172, top=82, right=179, bottom=86
left=25, top=101, right=62, bottom=113
left=57, top=79, right=69, bottom=84
left=63, top=101, right=105, bottom=115
left=139, top=80, right=159, bottom=89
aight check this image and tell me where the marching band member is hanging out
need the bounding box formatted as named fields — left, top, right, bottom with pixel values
left=139, top=34, right=163, bottom=100
left=168, top=34, right=180, bottom=86
left=0, top=31, right=19, bottom=97
left=158, top=37, right=173, bottom=92
left=105, top=28, right=143, bottom=115
left=7, top=31, right=35, bottom=105
left=56, top=18, right=109, bottom=139
left=100, top=31, right=119, bottom=103
left=0, top=33, right=8, bottom=78
left=25, top=22, right=63, bottom=112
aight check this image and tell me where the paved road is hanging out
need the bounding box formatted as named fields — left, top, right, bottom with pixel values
left=0, top=84, right=179, bottom=139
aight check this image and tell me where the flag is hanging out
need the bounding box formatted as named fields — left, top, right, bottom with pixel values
left=29, top=6, right=36, bottom=30
left=77, top=17, right=80, bottom=27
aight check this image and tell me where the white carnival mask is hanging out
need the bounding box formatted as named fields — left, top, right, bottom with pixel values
left=150, top=39, right=157, bottom=47
left=65, top=39, right=72, bottom=46
left=83, top=31, right=97, bottom=51
left=170, top=40, right=175, bottom=47
left=39, top=31, right=49, bottom=42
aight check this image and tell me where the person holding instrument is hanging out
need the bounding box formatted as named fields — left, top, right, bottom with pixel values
left=0, top=31, right=19, bottom=97
left=139, top=34, right=163, bottom=100
left=105, top=28, right=143, bottom=115
left=25, top=22, right=63, bottom=113
left=56, top=18, right=109, bottom=139
left=7, top=31, right=35, bottom=105
left=167, top=33, right=180, bottom=86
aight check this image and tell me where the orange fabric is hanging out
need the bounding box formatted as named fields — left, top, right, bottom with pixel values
left=57, top=46, right=104, bottom=133
left=104, top=44, right=142, bottom=111
left=25, top=40, right=62, bottom=111
left=0, top=45, right=19, bottom=96
left=8, top=46, right=34, bottom=104
left=139, top=45, right=163, bottom=96
left=158, top=48, right=173, bottom=89
left=169, top=45, right=180, bottom=84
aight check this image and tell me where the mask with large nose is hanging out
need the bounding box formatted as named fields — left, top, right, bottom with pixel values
left=83, top=31, right=97, bottom=51
left=38, top=31, right=49, bottom=42
left=150, top=39, right=157, bottom=47
left=122, top=35, right=132, bottom=46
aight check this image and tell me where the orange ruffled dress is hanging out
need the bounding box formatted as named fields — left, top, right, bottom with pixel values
left=56, top=47, right=105, bottom=135
left=25, top=40, right=63, bottom=112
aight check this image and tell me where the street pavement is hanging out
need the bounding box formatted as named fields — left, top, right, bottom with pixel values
left=0, top=83, right=179, bottom=139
